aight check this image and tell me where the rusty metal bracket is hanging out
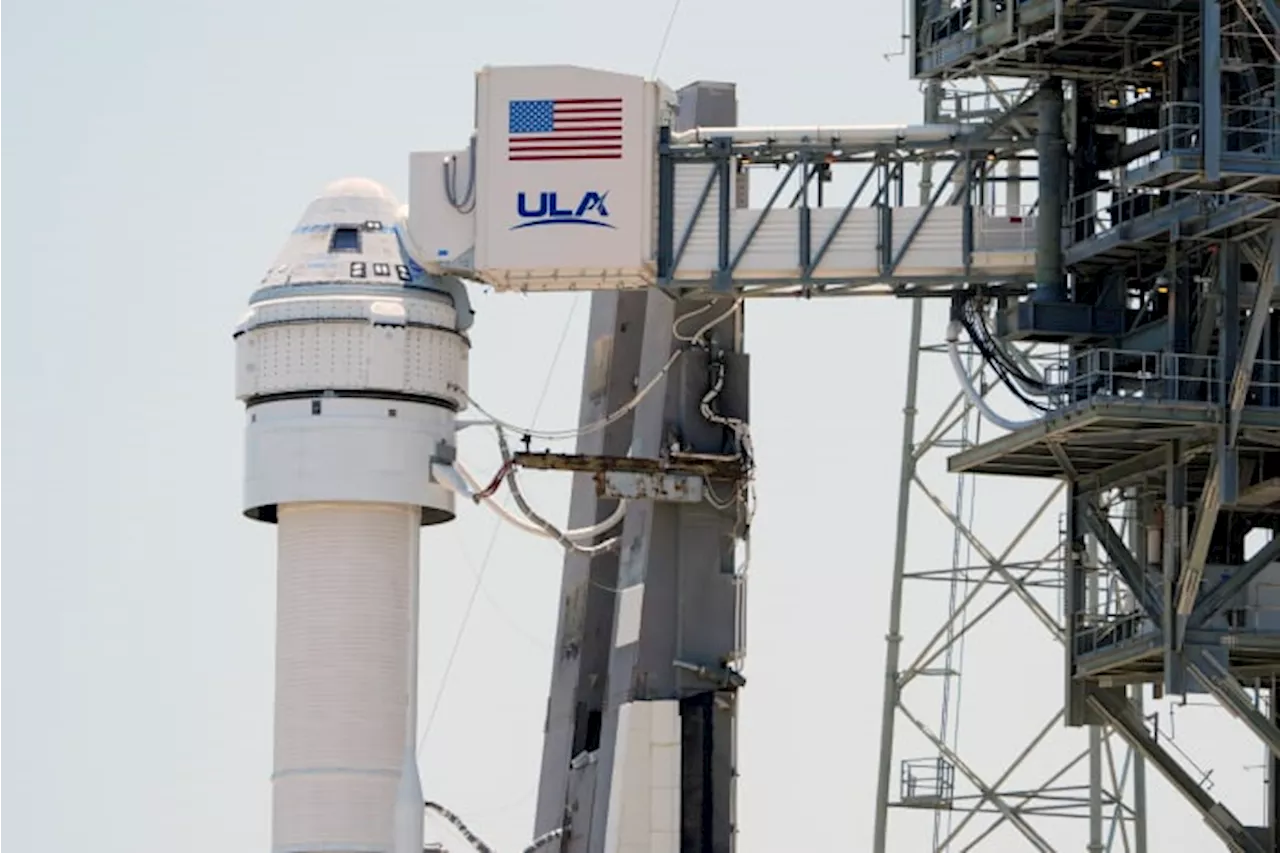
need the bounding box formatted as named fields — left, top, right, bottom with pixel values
left=511, top=451, right=746, bottom=505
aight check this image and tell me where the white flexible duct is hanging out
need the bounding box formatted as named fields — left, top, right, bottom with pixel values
left=946, top=320, right=1044, bottom=432
left=455, top=460, right=627, bottom=541
left=431, top=461, right=626, bottom=542
left=491, top=430, right=620, bottom=556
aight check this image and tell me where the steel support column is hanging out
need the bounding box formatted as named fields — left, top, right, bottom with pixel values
left=531, top=291, right=654, bottom=847
left=1035, top=77, right=1066, bottom=303
left=872, top=83, right=938, bottom=853
left=533, top=82, right=748, bottom=853
left=585, top=290, right=746, bottom=853
left=1202, top=0, right=1223, bottom=182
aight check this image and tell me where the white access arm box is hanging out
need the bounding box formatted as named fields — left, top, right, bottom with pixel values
left=409, top=65, right=675, bottom=292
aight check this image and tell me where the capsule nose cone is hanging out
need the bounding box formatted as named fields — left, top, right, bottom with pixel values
left=319, top=176, right=398, bottom=202
left=255, top=177, right=417, bottom=291
left=305, top=177, right=402, bottom=224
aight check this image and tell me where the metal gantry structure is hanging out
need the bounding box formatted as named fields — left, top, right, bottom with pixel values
left=517, top=1, right=1279, bottom=848
left=874, top=0, right=1280, bottom=850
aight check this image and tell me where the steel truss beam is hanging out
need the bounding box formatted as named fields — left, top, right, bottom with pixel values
left=653, top=89, right=1041, bottom=299
left=1176, top=227, right=1280, bottom=640
left=866, top=78, right=1149, bottom=853
left=900, top=0, right=1280, bottom=849
left=874, top=333, right=1142, bottom=851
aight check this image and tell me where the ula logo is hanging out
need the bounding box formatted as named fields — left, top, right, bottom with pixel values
left=512, top=191, right=615, bottom=230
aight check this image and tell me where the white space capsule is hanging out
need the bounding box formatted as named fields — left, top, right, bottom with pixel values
left=235, top=178, right=473, bottom=853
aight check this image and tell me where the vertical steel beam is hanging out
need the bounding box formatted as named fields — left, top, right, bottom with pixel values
left=1164, top=440, right=1188, bottom=693
left=1271, top=678, right=1280, bottom=853
left=1179, top=231, right=1278, bottom=633
left=1086, top=496, right=1105, bottom=853
left=532, top=290, right=653, bottom=845
left=1125, top=495, right=1149, bottom=853
left=1065, top=484, right=1090, bottom=726
left=657, top=126, right=675, bottom=283
left=585, top=288, right=745, bottom=853
left=1035, top=77, right=1066, bottom=302
left=871, top=295, right=924, bottom=853
left=872, top=81, right=939, bottom=853
left=535, top=82, right=747, bottom=853
left=1202, top=0, right=1223, bottom=182
left=575, top=82, right=746, bottom=853
left=1220, top=242, right=1241, bottom=506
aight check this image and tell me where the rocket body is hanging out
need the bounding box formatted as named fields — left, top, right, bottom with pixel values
left=236, top=179, right=473, bottom=852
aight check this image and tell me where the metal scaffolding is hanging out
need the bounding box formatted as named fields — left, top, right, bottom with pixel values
left=871, top=300, right=1152, bottom=851
left=873, top=0, right=1280, bottom=849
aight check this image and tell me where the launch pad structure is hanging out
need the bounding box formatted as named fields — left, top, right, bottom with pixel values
left=516, top=0, right=1280, bottom=849
left=234, top=0, right=1280, bottom=849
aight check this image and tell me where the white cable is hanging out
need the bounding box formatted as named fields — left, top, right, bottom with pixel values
left=697, top=351, right=758, bottom=538
left=699, top=359, right=753, bottom=462
left=449, top=460, right=627, bottom=541
left=451, top=347, right=679, bottom=441
left=453, top=298, right=742, bottom=442
left=492, top=430, right=620, bottom=556
left=431, top=461, right=624, bottom=544
left=433, top=461, right=551, bottom=538
left=674, top=298, right=743, bottom=344
left=946, top=321, right=1043, bottom=431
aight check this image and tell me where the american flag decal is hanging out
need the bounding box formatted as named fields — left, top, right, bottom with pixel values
left=507, top=98, right=624, bottom=161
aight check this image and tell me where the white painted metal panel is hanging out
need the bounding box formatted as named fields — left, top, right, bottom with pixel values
left=472, top=65, right=671, bottom=291
left=235, top=295, right=467, bottom=406
left=891, top=207, right=965, bottom=276
left=408, top=148, right=477, bottom=267
left=603, top=700, right=681, bottom=853
left=972, top=209, right=1039, bottom=275
left=243, top=397, right=456, bottom=518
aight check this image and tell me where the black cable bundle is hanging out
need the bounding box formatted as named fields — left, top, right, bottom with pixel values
left=957, top=296, right=1054, bottom=412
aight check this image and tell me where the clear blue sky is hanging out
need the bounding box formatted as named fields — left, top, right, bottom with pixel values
left=3, top=1, right=1264, bottom=851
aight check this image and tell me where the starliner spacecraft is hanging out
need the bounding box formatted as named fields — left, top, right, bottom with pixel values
left=234, top=178, right=475, bottom=853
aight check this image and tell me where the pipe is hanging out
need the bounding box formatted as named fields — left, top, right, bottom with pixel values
left=1035, top=78, right=1066, bottom=302
left=946, top=321, right=1043, bottom=431
left=668, top=123, right=976, bottom=146
left=1146, top=504, right=1164, bottom=568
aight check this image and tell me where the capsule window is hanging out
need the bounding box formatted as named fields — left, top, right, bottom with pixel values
left=329, top=227, right=361, bottom=253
